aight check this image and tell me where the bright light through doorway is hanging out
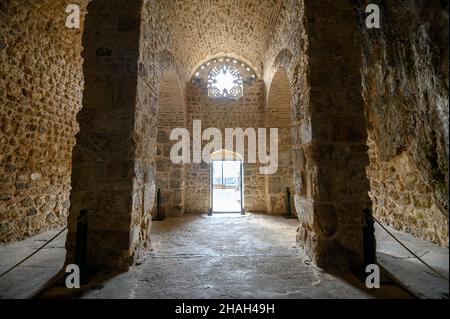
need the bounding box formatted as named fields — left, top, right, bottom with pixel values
left=212, top=161, right=242, bottom=213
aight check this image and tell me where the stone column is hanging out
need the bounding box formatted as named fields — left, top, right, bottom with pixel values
left=296, top=0, right=372, bottom=270
left=66, top=0, right=143, bottom=271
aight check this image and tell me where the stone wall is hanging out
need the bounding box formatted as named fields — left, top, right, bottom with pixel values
left=3, top=0, right=446, bottom=274
left=358, top=0, right=449, bottom=246
left=367, top=151, right=448, bottom=245
left=184, top=79, right=267, bottom=213
left=0, top=0, right=88, bottom=243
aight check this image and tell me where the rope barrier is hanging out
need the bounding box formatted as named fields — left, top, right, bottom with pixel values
left=0, top=226, right=68, bottom=279
left=0, top=213, right=447, bottom=286
left=370, top=215, right=449, bottom=281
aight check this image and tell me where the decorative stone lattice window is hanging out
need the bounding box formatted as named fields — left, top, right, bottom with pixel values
left=193, top=57, right=257, bottom=99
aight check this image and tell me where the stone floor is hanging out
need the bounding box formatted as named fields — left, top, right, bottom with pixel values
left=375, top=224, right=449, bottom=299
left=0, top=228, right=66, bottom=299
left=80, top=213, right=404, bottom=299
left=0, top=213, right=447, bottom=299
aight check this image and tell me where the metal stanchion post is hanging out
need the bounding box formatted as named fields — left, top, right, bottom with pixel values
left=363, top=208, right=377, bottom=266
left=283, top=188, right=297, bottom=219
left=152, top=188, right=165, bottom=221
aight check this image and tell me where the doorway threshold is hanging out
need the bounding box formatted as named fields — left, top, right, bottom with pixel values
left=204, top=212, right=250, bottom=218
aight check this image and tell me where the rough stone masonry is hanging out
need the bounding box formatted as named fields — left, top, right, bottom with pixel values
left=0, top=0, right=448, bottom=273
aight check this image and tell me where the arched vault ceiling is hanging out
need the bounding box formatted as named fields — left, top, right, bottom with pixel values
left=164, top=0, right=282, bottom=75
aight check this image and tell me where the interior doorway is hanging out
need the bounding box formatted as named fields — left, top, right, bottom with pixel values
left=211, top=160, right=243, bottom=213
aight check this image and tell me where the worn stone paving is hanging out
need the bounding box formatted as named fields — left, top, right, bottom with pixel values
left=0, top=229, right=66, bottom=299
left=375, top=224, right=449, bottom=299
left=3, top=213, right=448, bottom=299
left=82, top=214, right=407, bottom=299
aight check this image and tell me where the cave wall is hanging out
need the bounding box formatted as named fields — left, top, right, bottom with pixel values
left=358, top=0, right=449, bottom=245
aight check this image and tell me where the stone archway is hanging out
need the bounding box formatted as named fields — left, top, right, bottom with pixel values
left=264, top=68, right=296, bottom=215
left=64, top=0, right=373, bottom=273
left=130, top=44, right=186, bottom=262
left=154, top=72, right=186, bottom=217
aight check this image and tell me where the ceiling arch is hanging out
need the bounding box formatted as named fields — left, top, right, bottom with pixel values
left=164, top=0, right=283, bottom=75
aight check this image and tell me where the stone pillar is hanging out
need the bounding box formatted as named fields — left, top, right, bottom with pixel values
left=66, top=0, right=143, bottom=271
left=296, top=0, right=372, bottom=270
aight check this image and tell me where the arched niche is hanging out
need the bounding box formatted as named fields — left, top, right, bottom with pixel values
left=264, top=68, right=297, bottom=215
left=154, top=72, right=186, bottom=217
